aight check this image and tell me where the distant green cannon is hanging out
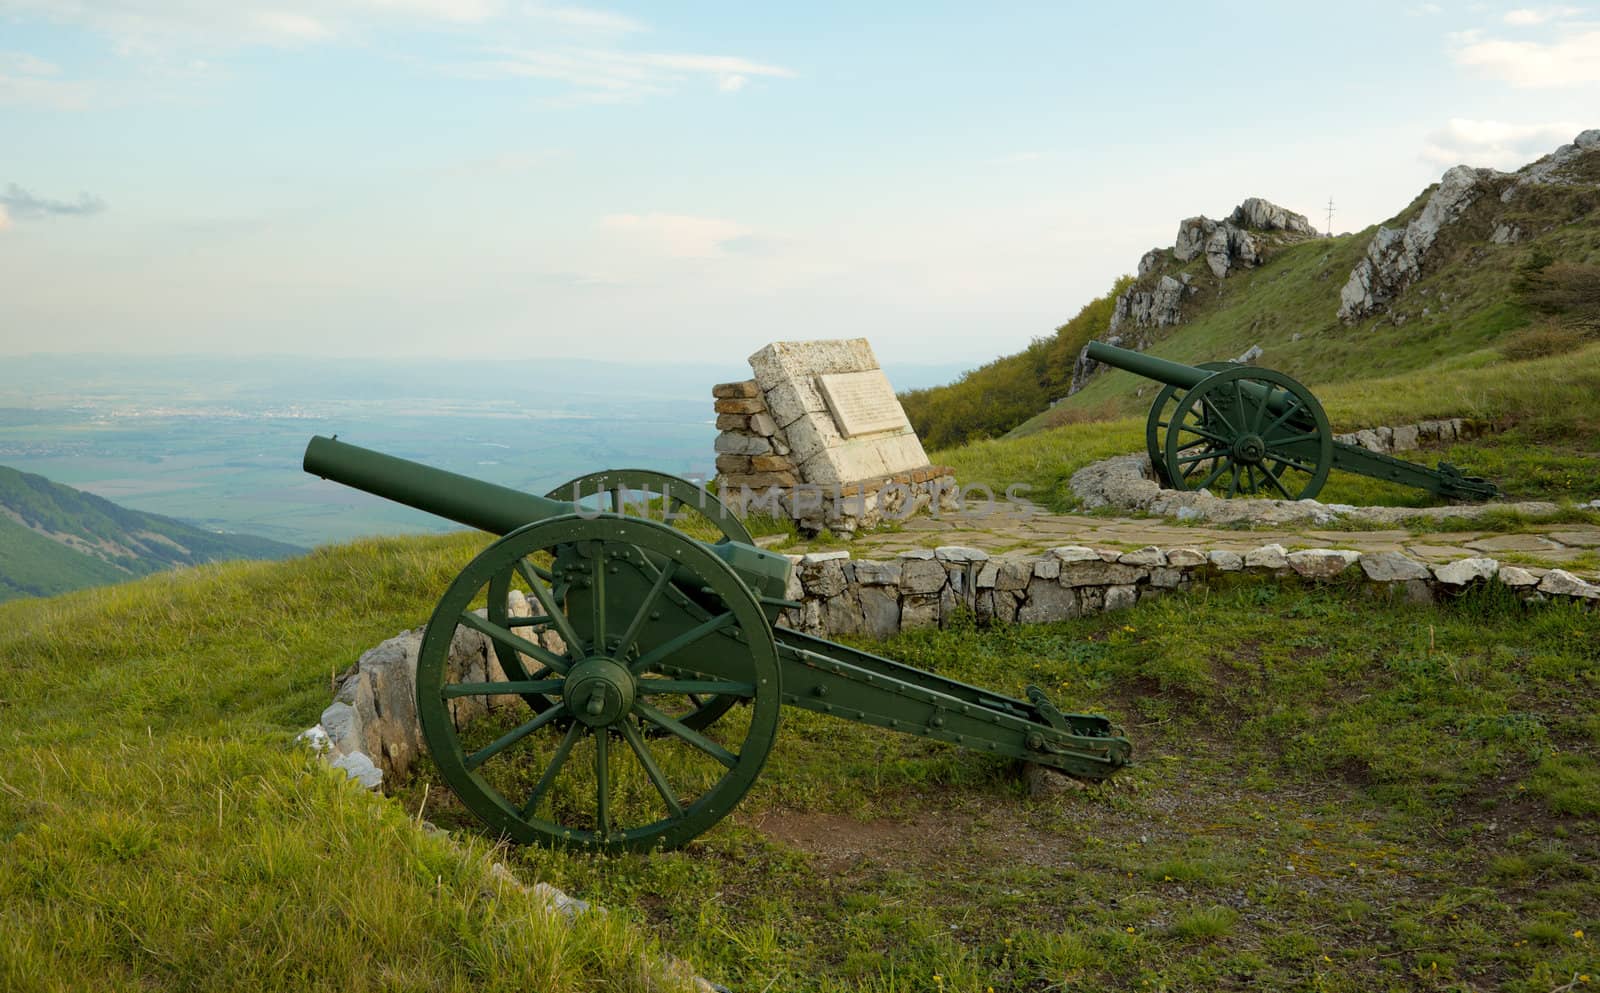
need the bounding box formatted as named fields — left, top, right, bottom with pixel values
left=303, top=436, right=1130, bottom=851
left=1083, top=341, right=1498, bottom=502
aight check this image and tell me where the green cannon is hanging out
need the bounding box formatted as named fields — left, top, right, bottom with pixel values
left=303, top=436, right=1130, bottom=851
left=1082, top=341, right=1498, bottom=502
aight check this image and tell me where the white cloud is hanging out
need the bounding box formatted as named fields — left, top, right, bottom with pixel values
left=1408, top=3, right=1443, bottom=14
left=526, top=4, right=644, bottom=32
left=248, top=10, right=335, bottom=41
left=1503, top=6, right=1582, bottom=25
left=1420, top=117, right=1584, bottom=167
left=363, top=0, right=503, bottom=22
left=0, top=205, right=10, bottom=230
left=601, top=212, right=754, bottom=259
left=461, top=47, right=795, bottom=100
left=1453, top=27, right=1600, bottom=86
left=0, top=51, right=96, bottom=108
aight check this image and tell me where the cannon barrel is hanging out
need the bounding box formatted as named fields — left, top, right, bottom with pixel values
left=1086, top=340, right=1308, bottom=424
left=302, top=435, right=793, bottom=599
left=1084, top=340, right=1216, bottom=391
left=305, top=435, right=571, bottom=537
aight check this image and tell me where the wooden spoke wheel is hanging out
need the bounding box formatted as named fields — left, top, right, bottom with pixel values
left=543, top=469, right=754, bottom=545
left=1162, top=366, right=1333, bottom=500
left=418, top=515, right=781, bottom=851
left=497, top=470, right=752, bottom=730
left=1144, top=361, right=1235, bottom=488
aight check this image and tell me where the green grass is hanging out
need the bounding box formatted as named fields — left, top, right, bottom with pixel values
left=0, top=533, right=703, bottom=993
left=424, top=578, right=1597, bottom=993
left=5, top=535, right=1598, bottom=992
left=937, top=342, right=1600, bottom=513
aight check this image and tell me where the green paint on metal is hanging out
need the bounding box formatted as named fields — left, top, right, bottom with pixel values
left=303, top=437, right=1133, bottom=851
left=1085, top=341, right=1498, bottom=501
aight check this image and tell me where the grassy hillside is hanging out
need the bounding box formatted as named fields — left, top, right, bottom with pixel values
left=0, top=533, right=703, bottom=993
left=0, top=463, right=302, bottom=602
left=4, top=536, right=1592, bottom=991
left=936, top=340, right=1600, bottom=512
left=903, top=140, right=1600, bottom=449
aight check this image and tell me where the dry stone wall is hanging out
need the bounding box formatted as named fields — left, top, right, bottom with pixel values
left=776, top=543, right=1598, bottom=639
left=306, top=542, right=1597, bottom=796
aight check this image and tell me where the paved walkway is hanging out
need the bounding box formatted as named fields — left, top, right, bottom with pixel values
left=784, top=505, right=1600, bottom=581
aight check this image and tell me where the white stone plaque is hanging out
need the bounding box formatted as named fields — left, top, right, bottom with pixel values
left=816, top=370, right=910, bottom=438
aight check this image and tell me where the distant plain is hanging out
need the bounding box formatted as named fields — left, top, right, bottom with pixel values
left=0, top=353, right=968, bottom=549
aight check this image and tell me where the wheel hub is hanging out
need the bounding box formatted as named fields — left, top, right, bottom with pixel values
left=1232, top=433, right=1267, bottom=465
left=564, top=657, right=636, bottom=727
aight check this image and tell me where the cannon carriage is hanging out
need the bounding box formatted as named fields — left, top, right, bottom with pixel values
left=303, top=436, right=1130, bottom=851
left=1084, top=340, right=1498, bottom=502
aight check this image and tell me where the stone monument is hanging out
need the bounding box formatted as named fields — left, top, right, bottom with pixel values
left=712, top=338, right=957, bottom=536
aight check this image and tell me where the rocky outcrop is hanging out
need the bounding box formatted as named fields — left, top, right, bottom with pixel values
left=1072, top=197, right=1315, bottom=396
left=1230, top=197, right=1317, bottom=234
left=1173, top=198, right=1313, bottom=279
left=1339, top=165, right=1497, bottom=321
left=1340, top=129, right=1600, bottom=322
left=1504, top=128, right=1600, bottom=193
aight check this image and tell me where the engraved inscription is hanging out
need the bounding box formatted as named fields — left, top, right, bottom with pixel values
left=816, top=370, right=911, bottom=438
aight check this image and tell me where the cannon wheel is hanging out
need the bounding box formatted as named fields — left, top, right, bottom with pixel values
left=543, top=469, right=754, bottom=545
left=483, top=470, right=753, bottom=731
left=1144, top=361, right=1236, bottom=487
left=1163, top=366, right=1333, bottom=500
left=418, top=515, right=780, bottom=851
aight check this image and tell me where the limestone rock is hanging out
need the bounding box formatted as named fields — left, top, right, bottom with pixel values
left=330, top=751, right=384, bottom=790
left=1050, top=545, right=1101, bottom=563
left=858, top=586, right=901, bottom=637
left=1358, top=551, right=1431, bottom=582
left=1207, top=550, right=1244, bottom=571
left=1018, top=578, right=1080, bottom=623
left=900, top=593, right=941, bottom=629
left=1497, top=566, right=1539, bottom=588
left=714, top=433, right=772, bottom=456
left=1433, top=556, right=1499, bottom=586
left=1166, top=548, right=1207, bottom=568
left=712, top=380, right=760, bottom=399
left=1537, top=569, right=1600, bottom=599
left=935, top=546, right=988, bottom=563
left=992, top=556, right=1034, bottom=591
left=1286, top=548, right=1361, bottom=579
left=1104, top=585, right=1139, bottom=611
left=1118, top=546, right=1166, bottom=567
left=1204, top=221, right=1260, bottom=278
left=1229, top=197, right=1316, bottom=234
left=1059, top=561, right=1146, bottom=587
left=1137, top=247, right=1168, bottom=277
left=899, top=556, right=949, bottom=594
left=852, top=560, right=902, bottom=586
left=1339, top=165, right=1494, bottom=321
left=1174, top=216, right=1216, bottom=261
left=1244, top=544, right=1289, bottom=569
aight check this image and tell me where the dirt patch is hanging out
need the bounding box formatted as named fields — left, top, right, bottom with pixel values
left=753, top=807, right=975, bottom=870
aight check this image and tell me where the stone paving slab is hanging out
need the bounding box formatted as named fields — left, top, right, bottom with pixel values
left=799, top=509, right=1600, bottom=581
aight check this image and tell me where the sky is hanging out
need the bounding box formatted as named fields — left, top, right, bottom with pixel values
left=1, top=1, right=1598, bottom=371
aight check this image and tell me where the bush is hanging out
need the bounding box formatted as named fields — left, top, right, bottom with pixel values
left=1499, top=321, right=1594, bottom=361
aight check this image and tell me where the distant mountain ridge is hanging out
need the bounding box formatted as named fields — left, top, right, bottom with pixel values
left=0, top=464, right=302, bottom=602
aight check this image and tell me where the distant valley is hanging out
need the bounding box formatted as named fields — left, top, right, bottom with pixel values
left=0, top=463, right=302, bottom=602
